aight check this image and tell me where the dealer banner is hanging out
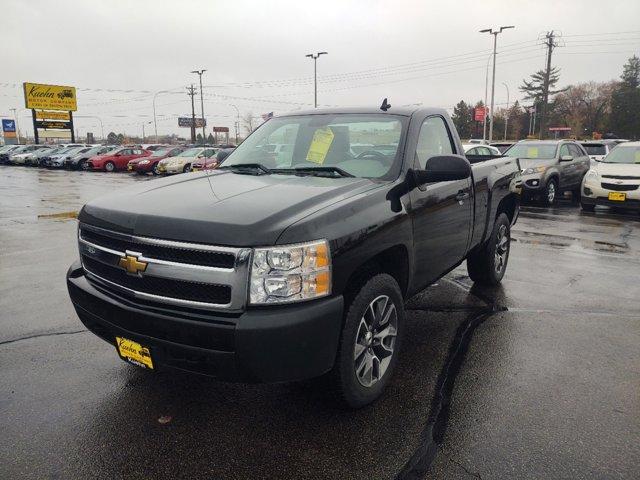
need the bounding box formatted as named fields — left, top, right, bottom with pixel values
left=23, top=82, right=77, bottom=111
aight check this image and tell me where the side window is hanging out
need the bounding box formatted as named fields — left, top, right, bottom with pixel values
left=466, top=147, right=478, bottom=156
left=569, top=144, right=584, bottom=157
left=415, top=116, right=454, bottom=169
left=559, top=144, right=570, bottom=158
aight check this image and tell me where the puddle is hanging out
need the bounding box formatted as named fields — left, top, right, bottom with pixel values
left=513, top=230, right=628, bottom=254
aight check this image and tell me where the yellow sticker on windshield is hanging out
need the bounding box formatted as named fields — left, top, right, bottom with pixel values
left=306, top=127, right=334, bottom=164
left=635, top=150, right=640, bottom=163
left=527, top=147, right=538, bottom=158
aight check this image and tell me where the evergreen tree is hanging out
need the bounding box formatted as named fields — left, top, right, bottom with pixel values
left=451, top=100, right=474, bottom=139
left=610, top=55, right=640, bottom=139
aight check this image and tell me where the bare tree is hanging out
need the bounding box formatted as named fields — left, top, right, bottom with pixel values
left=553, top=81, right=617, bottom=136
left=242, top=112, right=255, bottom=134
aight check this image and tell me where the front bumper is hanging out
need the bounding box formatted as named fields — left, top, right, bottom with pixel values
left=582, top=178, right=640, bottom=210
left=66, top=261, right=344, bottom=382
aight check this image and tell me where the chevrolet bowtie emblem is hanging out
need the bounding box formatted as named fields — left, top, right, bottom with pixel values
left=118, top=254, right=147, bottom=275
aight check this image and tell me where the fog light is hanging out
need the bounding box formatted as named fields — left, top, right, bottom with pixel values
left=583, top=187, right=592, bottom=196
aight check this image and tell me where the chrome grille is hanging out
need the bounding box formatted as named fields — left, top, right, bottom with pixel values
left=78, top=223, right=251, bottom=312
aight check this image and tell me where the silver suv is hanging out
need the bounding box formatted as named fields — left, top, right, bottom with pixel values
left=505, top=140, right=591, bottom=206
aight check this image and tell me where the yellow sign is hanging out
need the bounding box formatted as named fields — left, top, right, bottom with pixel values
left=118, top=254, right=148, bottom=275
left=116, top=337, right=154, bottom=369
left=526, top=147, right=539, bottom=158
left=38, top=130, right=71, bottom=139
left=36, top=110, right=71, bottom=121
left=306, top=127, right=334, bottom=164
left=23, top=82, right=77, bottom=111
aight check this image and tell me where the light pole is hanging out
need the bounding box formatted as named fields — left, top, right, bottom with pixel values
left=229, top=104, right=240, bottom=144
left=305, top=51, right=327, bottom=108
left=502, top=82, right=510, bottom=140
left=191, top=69, right=207, bottom=142
left=75, top=115, right=104, bottom=140
left=10, top=108, right=21, bottom=143
left=152, top=90, right=169, bottom=141
left=482, top=54, right=492, bottom=142
left=480, top=26, right=514, bottom=142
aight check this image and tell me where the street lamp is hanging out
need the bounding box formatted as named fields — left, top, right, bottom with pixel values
left=305, top=51, right=327, bottom=108
left=152, top=90, right=169, bottom=141
left=75, top=115, right=104, bottom=140
left=10, top=108, right=21, bottom=143
left=482, top=53, right=492, bottom=142
left=191, top=69, right=207, bottom=141
left=480, top=26, right=514, bottom=142
left=502, top=82, right=510, bottom=140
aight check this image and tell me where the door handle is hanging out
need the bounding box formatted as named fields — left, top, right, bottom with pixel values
left=455, top=190, right=470, bottom=203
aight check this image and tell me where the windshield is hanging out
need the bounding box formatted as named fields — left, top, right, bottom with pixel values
left=504, top=142, right=558, bottom=160
left=602, top=145, right=640, bottom=164
left=582, top=144, right=606, bottom=156
left=151, top=148, right=171, bottom=157
left=222, top=114, right=406, bottom=179
left=179, top=148, right=203, bottom=158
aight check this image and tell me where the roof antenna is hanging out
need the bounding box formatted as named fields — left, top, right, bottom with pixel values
left=380, top=98, right=391, bottom=111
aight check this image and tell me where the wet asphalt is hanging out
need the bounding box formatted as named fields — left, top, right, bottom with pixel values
left=1, top=166, right=639, bottom=479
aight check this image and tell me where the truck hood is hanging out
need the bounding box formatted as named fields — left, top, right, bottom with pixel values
left=79, top=170, right=381, bottom=246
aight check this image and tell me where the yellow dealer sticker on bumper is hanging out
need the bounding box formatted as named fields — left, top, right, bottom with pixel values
left=306, top=127, right=334, bottom=164
left=116, top=337, right=154, bottom=369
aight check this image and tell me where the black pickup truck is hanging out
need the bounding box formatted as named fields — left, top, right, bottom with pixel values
left=67, top=106, right=520, bottom=407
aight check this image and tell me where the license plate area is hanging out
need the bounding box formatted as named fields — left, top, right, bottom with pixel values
left=116, top=336, right=154, bottom=369
left=608, top=192, right=626, bottom=201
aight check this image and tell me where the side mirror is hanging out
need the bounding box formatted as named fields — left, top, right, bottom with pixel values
left=412, top=155, right=471, bottom=186
left=560, top=155, right=573, bottom=162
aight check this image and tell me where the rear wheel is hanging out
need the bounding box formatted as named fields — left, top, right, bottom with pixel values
left=78, top=160, right=86, bottom=171
left=183, top=163, right=191, bottom=173
left=104, top=161, right=115, bottom=172
left=467, top=213, right=511, bottom=286
left=331, top=273, right=404, bottom=408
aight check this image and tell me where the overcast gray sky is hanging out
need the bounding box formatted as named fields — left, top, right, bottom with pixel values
left=2, top=0, right=639, bottom=140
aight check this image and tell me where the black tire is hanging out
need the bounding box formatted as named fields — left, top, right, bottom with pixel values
left=572, top=187, right=581, bottom=203
left=331, top=273, right=405, bottom=408
left=104, top=161, right=116, bottom=172
left=78, top=160, right=86, bottom=171
left=581, top=202, right=595, bottom=212
left=152, top=162, right=160, bottom=175
left=541, top=178, right=558, bottom=206
left=183, top=163, right=191, bottom=173
left=467, top=213, right=511, bottom=286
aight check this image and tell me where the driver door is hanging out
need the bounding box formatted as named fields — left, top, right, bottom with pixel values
left=408, top=115, right=472, bottom=288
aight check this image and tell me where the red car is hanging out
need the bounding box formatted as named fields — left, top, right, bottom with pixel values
left=87, top=147, right=151, bottom=172
left=128, top=146, right=186, bottom=175
left=192, top=148, right=235, bottom=171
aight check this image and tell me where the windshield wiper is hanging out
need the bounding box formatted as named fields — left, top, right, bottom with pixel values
left=272, top=166, right=355, bottom=178
left=218, top=163, right=272, bottom=175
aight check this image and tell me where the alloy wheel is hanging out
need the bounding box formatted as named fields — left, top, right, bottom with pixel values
left=354, top=295, right=398, bottom=387
left=547, top=181, right=556, bottom=203
left=494, top=224, right=509, bottom=275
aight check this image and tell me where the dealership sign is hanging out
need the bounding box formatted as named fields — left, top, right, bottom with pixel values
left=23, top=82, right=77, bottom=111
left=212, top=126, right=229, bottom=133
left=2, top=119, right=17, bottom=137
left=474, top=107, right=487, bottom=122
left=178, top=117, right=206, bottom=128
left=36, top=110, right=71, bottom=121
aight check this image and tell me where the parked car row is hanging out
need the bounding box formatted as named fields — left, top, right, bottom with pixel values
left=0, top=143, right=236, bottom=175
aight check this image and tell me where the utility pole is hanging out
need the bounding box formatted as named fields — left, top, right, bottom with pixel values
left=539, top=31, right=560, bottom=139
left=502, top=82, right=510, bottom=140
left=480, top=26, right=514, bottom=142
left=230, top=104, right=240, bottom=144
left=191, top=69, right=207, bottom=142
left=187, top=84, right=197, bottom=143
left=305, top=51, right=327, bottom=108
left=482, top=54, right=491, bottom=142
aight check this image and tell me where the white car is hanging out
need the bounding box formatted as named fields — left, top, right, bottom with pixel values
left=463, top=144, right=501, bottom=158
left=580, top=140, right=619, bottom=164
left=8, top=145, right=50, bottom=164
left=157, top=147, right=217, bottom=174
left=581, top=141, right=640, bottom=212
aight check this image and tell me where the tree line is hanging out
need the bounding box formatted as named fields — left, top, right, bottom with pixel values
left=452, top=55, right=640, bottom=141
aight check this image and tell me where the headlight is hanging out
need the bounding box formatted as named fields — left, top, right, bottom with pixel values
left=249, top=239, right=331, bottom=304
left=139, top=159, right=150, bottom=165
left=522, top=166, right=547, bottom=175
left=586, top=169, right=599, bottom=179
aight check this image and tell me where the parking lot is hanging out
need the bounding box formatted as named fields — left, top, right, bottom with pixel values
left=1, top=166, right=639, bottom=479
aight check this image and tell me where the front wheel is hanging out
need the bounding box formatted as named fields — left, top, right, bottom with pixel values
left=542, top=178, right=558, bottom=206
left=183, top=163, right=191, bottom=173
left=331, top=273, right=405, bottom=408
left=152, top=162, right=160, bottom=175
left=467, top=213, right=511, bottom=286
left=104, top=161, right=116, bottom=172
left=581, top=202, right=595, bottom=212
